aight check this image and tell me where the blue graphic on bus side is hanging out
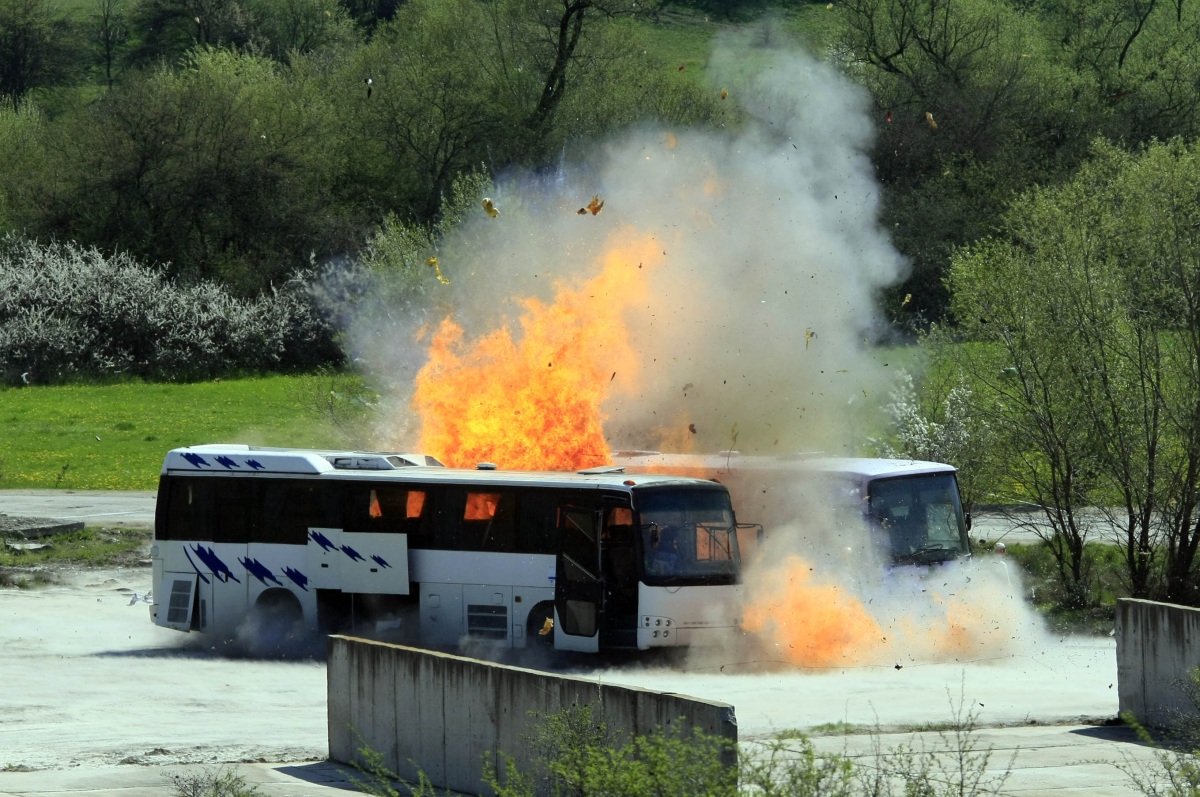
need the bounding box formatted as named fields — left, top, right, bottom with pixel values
left=282, top=567, right=309, bottom=591
left=183, top=547, right=211, bottom=584
left=183, top=453, right=210, bottom=468
left=246, top=459, right=265, bottom=470
left=189, top=544, right=240, bottom=583
left=340, top=545, right=365, bottom=562
left=215, top=455, right=240, bottom=469
left=310, top=530, right=336, bottom=551
left=370, top=554, right=391, bottom=569
left=240, top=557, right=284, bottom=587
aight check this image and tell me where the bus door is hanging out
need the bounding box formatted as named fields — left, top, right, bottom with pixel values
left=554, top=505, right=602, bottom=653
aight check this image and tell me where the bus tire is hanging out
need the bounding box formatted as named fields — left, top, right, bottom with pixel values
left=527, top=602, right=555, bottom=649
left=243, top=590, right=305, bottom=656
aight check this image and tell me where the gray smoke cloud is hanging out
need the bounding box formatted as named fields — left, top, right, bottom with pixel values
left=348, top=35, right=907, bottom=460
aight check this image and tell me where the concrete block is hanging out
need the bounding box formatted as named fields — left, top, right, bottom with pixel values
left=327, top=636, right=737, bottom=796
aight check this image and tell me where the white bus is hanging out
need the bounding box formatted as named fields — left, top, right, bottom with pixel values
left=611, top=452, right=973, bottom=568
left=150, top=444, right=746, bottom=653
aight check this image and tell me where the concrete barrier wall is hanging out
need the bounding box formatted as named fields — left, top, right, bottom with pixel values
left=1117, top=598, right=1200, bottom=729
left=327, top=636, right=738, bottom=795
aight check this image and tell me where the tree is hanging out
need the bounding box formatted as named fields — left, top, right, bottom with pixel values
left=0, top=0, right=75, bottom=110
left=336, top=0, right=672, bottom=220
left=513, top=0, right=639, bottom=149
left=42, top=47, right=353, bottom=293
left=834, top=0, right=1097, bottom=323
left=1044, top=0, right=1200, bottom=144
left=125, top=0, right=254, bottom=65
left=89, top=0, right=129, bottom=89
left=948, top=137, right=1200, bottom=606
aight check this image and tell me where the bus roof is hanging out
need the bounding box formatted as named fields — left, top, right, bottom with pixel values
left=161, top=444, right=726, bottom=492
left=611, top=451, right=958, bottom=480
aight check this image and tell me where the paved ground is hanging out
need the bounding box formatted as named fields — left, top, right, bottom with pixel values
left=0, top=490, right=1183, bottom=796
left=0, top=489, right=156, bottom=530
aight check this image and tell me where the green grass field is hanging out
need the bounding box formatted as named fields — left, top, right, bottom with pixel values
left=0, top=374, right=373, bottom=491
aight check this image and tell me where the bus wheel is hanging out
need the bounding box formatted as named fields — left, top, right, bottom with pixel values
left=527, top=603, right=555, bottom=649
left=243, top=590, right=305, bottom=656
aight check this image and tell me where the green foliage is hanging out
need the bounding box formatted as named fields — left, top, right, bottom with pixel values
left=41, top=47, right=352, bottom=294
left=0, top=527, right=150, bottom=569
left=357, top=168, right=492, bottom=309
left=0, top=0, right=81, bottom=111
left=947, top=136, right=1200, bottom=606
left=349, top=743, right=442, bottom=797
left=166, top=766, right=265, bottom=797
left=0, top=373, right=367, bottom=489
left=1120, top=694, right=1200, bottom=797
left=1005, top=540, right=1124, bottom=634
left=872, top=342, right=999, bottom=513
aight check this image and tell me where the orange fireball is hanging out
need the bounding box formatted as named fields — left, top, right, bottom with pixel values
left=412, top=234, right=664, bottom=470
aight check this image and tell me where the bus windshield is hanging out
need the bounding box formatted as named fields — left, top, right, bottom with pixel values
left=637, top=488, right=739, bottom=585
left=868, top=473, right=970, bottom=564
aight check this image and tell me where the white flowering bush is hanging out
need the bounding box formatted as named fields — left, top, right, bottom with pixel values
left=874, top=368, right=996, bottom=511
left=0, top=235, right=339, bottom=384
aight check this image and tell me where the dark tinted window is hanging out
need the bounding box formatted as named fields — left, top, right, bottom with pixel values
left=262, top=480, right=340, bottom=544
left=161, top=476, right=253, bottom=544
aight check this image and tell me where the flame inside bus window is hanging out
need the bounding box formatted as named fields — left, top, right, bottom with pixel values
left=465, top=493, right=501, bottom=521
left=637, top=489, right=739, bottom=584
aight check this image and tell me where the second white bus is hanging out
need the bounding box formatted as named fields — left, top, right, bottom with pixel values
left=611, top=451, right=973, bottom=568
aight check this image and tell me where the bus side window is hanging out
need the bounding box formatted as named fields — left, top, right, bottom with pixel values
left=344, top=484, right=413, bottom=534
left=212, top=478, right=254, bottom=544
left=262, top=480, right=337, bottom=544
left=164, top=477, right=210, bottom=540
left=516, top=489, right=557, bottom=553
left=464, top=492, right=516, bottom=552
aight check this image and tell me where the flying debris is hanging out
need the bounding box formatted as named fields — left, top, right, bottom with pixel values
left=721, top=89, right=728, bottom=100
left=482, top=197, right=499, bottom=218
left=127, top=592, right=151, bottom=606
left=539, top=616, right=555, bottom=635
left=20, top=371, right=29, bottom=385
left=678, top=64, right=686, bottom=72
left=925, top=111, right=938, bottom=129
left=886, top=110, right=892, bottom=123
left=364, top=77, right=372, bottom=98
left=586, top=195, right=604, bottom=215
left=805, top=328, right=815, bottom=349
left=902, top=293, right=912, bottom=307
left=426, top=257, right=451, bottom=285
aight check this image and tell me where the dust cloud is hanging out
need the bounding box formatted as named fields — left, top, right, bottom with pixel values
left=343, top=35, right=903, bottom=458
left=332, top=32, right=1049, bottom=669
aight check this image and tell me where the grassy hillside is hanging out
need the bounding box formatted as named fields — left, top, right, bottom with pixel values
left=0, top=374, right=374, bottom=491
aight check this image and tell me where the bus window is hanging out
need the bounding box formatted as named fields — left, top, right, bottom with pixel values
left=637, top=488, right=738, bottom=584
left=869, top=474, right=969, bottom=563
left=262, top=480, right=338, bottom=544
left=465, top=492, right=517, bottom=552
left=345, top=484, right=421, bottom=534
left=163, top=477, right=211, bottom=540
left=211, top=478, right=254, bottom=544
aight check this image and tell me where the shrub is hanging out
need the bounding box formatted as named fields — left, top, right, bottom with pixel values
left=0, top=235, right=340, bottom=384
